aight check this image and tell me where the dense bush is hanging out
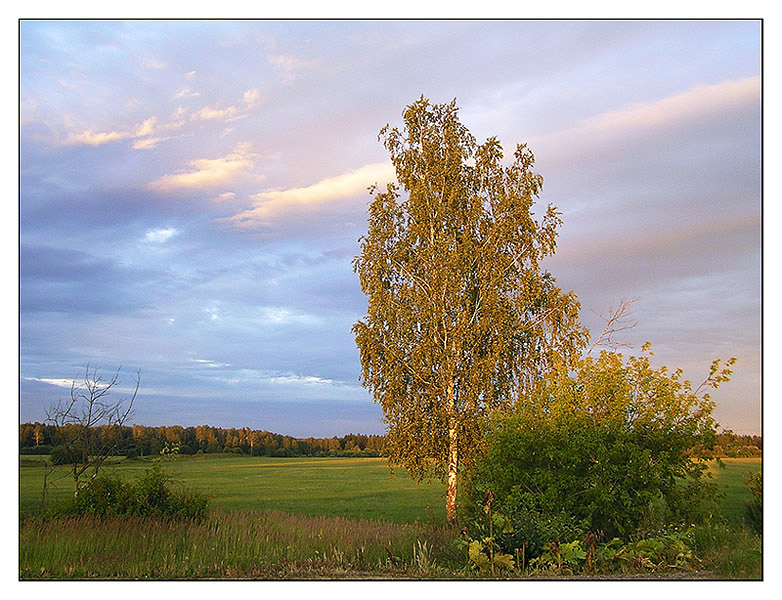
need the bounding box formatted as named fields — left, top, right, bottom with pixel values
left=462, top=346, right=732, bottom=559
left=50, top=444, right=79, bottom=465
left=743, top=471, right=762, bottom=535
left=462, top=413, right=720, bottom=558
left=66, top=461, right=208, bottom=521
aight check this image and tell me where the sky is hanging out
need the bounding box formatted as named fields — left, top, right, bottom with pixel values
left=18, top=19, right=762, bottom=437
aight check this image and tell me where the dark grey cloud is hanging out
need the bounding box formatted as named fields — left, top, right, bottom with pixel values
left=20, top=243, right=173, bottom=314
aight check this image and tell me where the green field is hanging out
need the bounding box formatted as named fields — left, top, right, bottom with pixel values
left=20, top=454, right=760, bottom=524
left=706, top=457, right=762, bottom=523
left=19, top=454, right=762, bottom=579
left=20, top=455, right=447, bottom=523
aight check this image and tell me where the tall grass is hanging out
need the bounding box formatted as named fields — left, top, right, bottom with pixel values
left=20, top=509, right=462, bottom=579
left=691, top=522, right=762, bottom=580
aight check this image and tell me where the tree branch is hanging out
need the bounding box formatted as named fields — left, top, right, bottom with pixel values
left=586, top=297, right=639, bottom=356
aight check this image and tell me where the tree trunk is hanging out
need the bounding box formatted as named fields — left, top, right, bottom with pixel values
left=446, top=419, right=458, bottom=524
left=446, top=378, right=458, bottom=524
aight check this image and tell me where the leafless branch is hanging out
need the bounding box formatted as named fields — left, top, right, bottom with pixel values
left=586, top=297, right=639, bottom=357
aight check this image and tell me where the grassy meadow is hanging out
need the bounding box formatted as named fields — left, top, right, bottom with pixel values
left=705, top=457, right=762, bottom=523
left=19, top=454, right=762, bottom=580
left=20, top=455, right=446, bottom=523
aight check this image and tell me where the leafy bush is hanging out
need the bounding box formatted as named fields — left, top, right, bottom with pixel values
left=462, top=346, right=731, bottom=558
left=66, top=461, right=208, bottom=521
left=50, top=444, right=79, bottom=465
left=72, top=475, right=136, bottom=516
left=743, top=471, right=762, bottom=535
left=463, top=414, right=718, bottom=558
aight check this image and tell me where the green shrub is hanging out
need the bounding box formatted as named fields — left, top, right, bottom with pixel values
left=743, top=471, right=762, bottom=535
left=49, top=444, right=78, bottom=465
left=62, top=461, right=208, bottom=521
left=72, top=475, right=136, bottom=516
left=462, top=346, right=731, bottom=559
left=462, top=413, right=720, bottom=558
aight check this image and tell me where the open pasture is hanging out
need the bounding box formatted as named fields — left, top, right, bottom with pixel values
left=20, top=454, right=760, bottom=525
left=706, top=457, right=761, bottom=523
left=20, top=455, right=447, bottom=523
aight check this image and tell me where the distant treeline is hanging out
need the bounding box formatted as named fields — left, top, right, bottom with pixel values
left=694, top=430, right=762, bottom=458
left=19, top=422, right=384, bottom=458
left=19, top=423, right=760, bottom=460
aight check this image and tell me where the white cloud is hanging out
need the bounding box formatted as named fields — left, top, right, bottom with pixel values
left=193, top=105, right=239, bottom=121
left=203, top=306, right=221, bottom=321
left=227, top=162, right=395, bottom=229
left=243, top=88, right=263, bottom=107
left=191, top=358, right=230, bottom=368
left=269, top=374, right=334, bottom=386
left=212, top=192, right=236, bottom=202
left=174, top=88, right=200, bottom=100
left=62, top=129, right=130, bottom=146
left=268, top=53, right=321, bottom=84
left=530, top=76, right=760, bottom=154
left=144, top=227, right=178, bottom=243
left=141, top=56, right=167, bottom=70
left=135, top=117, right=158, bottom=137
left=132, top=137, right=166, bottom=150
left=24, top=377, right=73, bottom=388
left=256, top=306, right=324, bottom=327
left=61, top=112, right=185, bottom=149
left=148, top=143, right=256, bottom=193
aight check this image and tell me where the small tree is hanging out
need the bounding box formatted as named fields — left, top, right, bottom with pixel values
left=45, top=364, right=140, bottom=496
left=353, top=97, right=586, bottom=523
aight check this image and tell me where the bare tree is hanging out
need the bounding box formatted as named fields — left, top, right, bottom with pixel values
left=586, top=297, right=639, bottom=357
left=45, top=364, right=140, bottom=496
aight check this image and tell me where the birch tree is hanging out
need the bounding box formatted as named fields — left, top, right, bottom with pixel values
left=353, top=98, right=587, bottom=523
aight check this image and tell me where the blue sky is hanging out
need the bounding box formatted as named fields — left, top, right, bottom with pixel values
left=18, top=19, right=761, bottom=437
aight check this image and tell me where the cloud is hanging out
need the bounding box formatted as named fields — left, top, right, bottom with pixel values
left=191, top=359, right=231, bottom=368
left=258, top=306, right=321, bottom=326
left=174, top=88, right=200, bottom=99
left=144, top=227, right=178, bottom=243
left=20, top=243, right=167, bottom=315
left=243, top=88, right=263, bottom=107
left=227, top=162, right=395, bottom=229
left=148, top=143, right=256, bottom=193
left=23, top=377, right=73, bottom=388
left=530, top=76, right=760, bottom=154
left=62, top=129, right=130, bottom=146
left=132, top=137, right=165, bottom=150
left=212, top=192, right=236, bottom=202
left=61, top=112, right=186, bottom=150
left=581, top=76, right=759, bottom=134
left=268, top=53, right=321, bottom=84
left=135, top=117, right=158, bottom=137
left=193, top=105, right=239, bottom=121
left=269, top=374, right=334, bottom=386
left=141, top=56, right=167, bottom=70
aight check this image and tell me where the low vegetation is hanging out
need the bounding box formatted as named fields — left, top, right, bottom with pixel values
left=19, top=453, right=760, bottom=580
left=54, top=460, right=208, bottom=521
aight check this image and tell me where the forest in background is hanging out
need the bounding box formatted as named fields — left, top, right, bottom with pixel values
left=19, top=422, right=759, bottom=459
left=19, top=422, right=384, bottom=458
